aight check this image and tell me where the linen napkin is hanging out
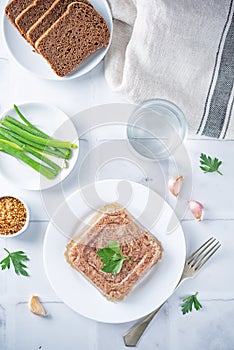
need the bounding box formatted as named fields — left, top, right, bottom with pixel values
left=105, top=0, right=234, bottom=139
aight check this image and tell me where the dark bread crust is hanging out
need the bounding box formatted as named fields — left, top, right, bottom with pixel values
left=27, top=0, right=92, bottom=47
left=36, top=1, right=110, bottom=77
left=5, top=0, right=34, bottom=27
left=15, top=0, right=55, bottom=37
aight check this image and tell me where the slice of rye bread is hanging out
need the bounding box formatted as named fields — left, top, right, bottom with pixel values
left=35, top=2, right=110, bottom=77
left=15, top=0, right=55, bottom=38
left=5, top=0, right=34, bottom=27
left=27, top=0, right=92, bottom=47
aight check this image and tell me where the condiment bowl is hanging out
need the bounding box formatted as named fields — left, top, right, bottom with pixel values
left=0, top=195, right=30, bottom=238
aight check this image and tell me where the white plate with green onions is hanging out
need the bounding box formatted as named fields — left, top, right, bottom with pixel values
left=0, top=102, right=79, bottom=190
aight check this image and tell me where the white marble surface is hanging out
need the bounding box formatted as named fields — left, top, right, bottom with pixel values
left=1, top=2, right=234, bottom=350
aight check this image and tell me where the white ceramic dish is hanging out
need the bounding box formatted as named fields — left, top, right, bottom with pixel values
left=2, top=0, right=113, bottom=80
left=0, top=102, right=79, bottom=190
left=43, top=179, right=186, bottom=323
left=0, top=195, right=30, bottom=238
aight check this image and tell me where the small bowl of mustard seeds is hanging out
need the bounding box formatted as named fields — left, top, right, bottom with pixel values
left=0, top=196, right=29, bottom=238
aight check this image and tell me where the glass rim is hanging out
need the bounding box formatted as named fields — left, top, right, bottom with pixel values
left=127, top=98, right=188, bottom=161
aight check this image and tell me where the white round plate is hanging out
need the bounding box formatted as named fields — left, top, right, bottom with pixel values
left=2, top=0, right=112, bottom=80
left=0, top=102, right=79, bottom=190
left=43, top=179, right=186, bottom=323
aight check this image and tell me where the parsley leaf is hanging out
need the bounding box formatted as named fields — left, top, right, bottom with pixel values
left=102, top=259, right=125, bottom=274
left=0, top=248, right=29, bottom=276
left=181, top=292, right=202, bottom=315
left=97, top=241, right=130, bottom=274
left=200, top=153, right=223, bottom=175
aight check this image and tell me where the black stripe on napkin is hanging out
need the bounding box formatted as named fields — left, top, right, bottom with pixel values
left=223, top=97, right=234, bottom=138
left=201, top=8, right=234, bottom=137
left=197, top=0, right=233, bottom=135
left=196, top=13, right=230, bottom=134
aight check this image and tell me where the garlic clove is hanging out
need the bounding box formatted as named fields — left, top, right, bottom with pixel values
left=168, top=176, right=184, bottom=197
left=29, top=295, right=47, bottom=317
left=188, top=200, right=204, bottom=221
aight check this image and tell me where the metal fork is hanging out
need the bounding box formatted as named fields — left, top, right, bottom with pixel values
left=123, top=237, right=221, bottom=347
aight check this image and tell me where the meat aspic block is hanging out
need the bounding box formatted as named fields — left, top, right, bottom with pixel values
left=65, top=203, right=163, bottom=302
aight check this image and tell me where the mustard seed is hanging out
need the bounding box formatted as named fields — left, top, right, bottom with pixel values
left=0, top=197, right=27, bottom=235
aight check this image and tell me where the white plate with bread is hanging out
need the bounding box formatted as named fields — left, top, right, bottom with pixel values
left=43, top=179, right=186, bottom=323
left=3, top=0, right=113, bottom=80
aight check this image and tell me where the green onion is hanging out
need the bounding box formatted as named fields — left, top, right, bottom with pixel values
left=24, top=146, right=61, bottom=174
left=14, top=104, right=38, bottom=128
left=0, top=130, right=61, bottom=173
left=0, top=127, right=68, bottom=159
left=12, top=105, right=72, bottom=159
left=14, top=104, right=49, bottom=138
left=13, top=104, right=73, bottom=159
left=1, top=119, right=77, bottom=149
left=5, top=115, right=48, bottom=138
left=0, top=140, right=56, bottom=179
left=0, top=104, right=77, bottom=180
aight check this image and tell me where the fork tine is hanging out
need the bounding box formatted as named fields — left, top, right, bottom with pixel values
left=195, top=243, right=221, bottom=271
left=191, top=240, right=220, bottom=268
left=187, top=237, right=215, bottom=264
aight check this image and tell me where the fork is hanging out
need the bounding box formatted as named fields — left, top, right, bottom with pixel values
left=123, top=237, right=221, bottom=347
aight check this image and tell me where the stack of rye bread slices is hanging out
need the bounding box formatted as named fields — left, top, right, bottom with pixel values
left=5, top=0, right=110, bottom=77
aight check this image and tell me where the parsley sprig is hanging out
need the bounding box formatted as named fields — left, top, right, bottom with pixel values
left=200, top=153, right=223, bottom=175
left=0, top=248, right=29, bottom=276
left=181, top=292, right=202, bottom=314
left=97, top=241, right=130, bottom=274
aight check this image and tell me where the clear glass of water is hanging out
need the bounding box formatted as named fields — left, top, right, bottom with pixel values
left=127, top=99, right=188, bottom=160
